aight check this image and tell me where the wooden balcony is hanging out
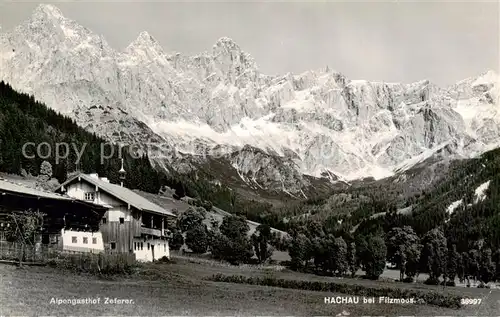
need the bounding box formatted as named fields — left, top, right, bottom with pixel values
left=140, top=226, right=162, bottom=237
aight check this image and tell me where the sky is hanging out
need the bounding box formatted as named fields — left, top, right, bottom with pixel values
left=0, top=0, right=498, bottom=87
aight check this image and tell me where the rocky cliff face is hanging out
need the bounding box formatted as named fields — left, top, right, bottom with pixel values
left=1, top=4, right=499, bottom=196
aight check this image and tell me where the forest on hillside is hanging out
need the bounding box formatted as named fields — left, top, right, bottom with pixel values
left=0, top=81, right=169, bottom=193
left=0, top=81, right=260, bottom=214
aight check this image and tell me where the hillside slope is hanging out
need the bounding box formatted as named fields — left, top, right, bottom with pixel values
left=133, top=189, right=286, bottom=236
left=0, top=81, right=164, bottom=193
left=278, top=146, right=500, bottom=255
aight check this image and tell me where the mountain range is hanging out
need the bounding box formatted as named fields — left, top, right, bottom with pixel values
left=1, top=4, right=499, bottom=198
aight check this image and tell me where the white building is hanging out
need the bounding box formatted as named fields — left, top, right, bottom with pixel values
left=60, top=229, right=105, bottom=253
left=56, top=173, right=176, bottom=262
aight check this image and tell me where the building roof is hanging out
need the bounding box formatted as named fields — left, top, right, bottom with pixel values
left=0, top=178, right=108, bottom=210
left=57, top=173, right=175, bottom=217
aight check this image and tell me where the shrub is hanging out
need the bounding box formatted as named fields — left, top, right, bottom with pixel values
left=442, top=280, right=456, bottom=287
left=45, top=252, right=136, bottom=276
left=157, top=256, right=175, bottom=264
left=424, top=277, right=440, bottom=285
left=207, top=274, right=463, bottom=309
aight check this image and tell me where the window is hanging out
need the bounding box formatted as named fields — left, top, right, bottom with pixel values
left=164, top=243, right=166, bottom=252
left=147, top=243, right=150, bottom=250
left=92, top=237, right=97, bottom=244
left=141, top=242, right=143, bottom=250
left=110, top=242, right=116, bottom=250
left=119, top=217, right=124, bottom=224
left=83, top=237, right=88, bottom=244
left=72, top=236, right=77, bottom=243
left=102, top=218, right=107, bottom=224
left=84, top=192, right=95, bottom=201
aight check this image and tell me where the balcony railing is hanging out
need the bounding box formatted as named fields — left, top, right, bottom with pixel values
left=140, top=227, right=162, bottom=237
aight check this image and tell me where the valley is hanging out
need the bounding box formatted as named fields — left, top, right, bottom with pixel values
left=1, top=3, right=500, bottom=316
left=1, top=4, right=499, bottom=199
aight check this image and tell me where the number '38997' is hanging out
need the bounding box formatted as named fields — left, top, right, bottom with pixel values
left=461, top=298, right=482, bottom=305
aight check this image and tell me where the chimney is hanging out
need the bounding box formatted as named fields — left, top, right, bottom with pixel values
left=119, top=158, right=126, bottom=187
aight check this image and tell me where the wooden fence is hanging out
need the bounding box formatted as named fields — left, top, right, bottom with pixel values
left=0, top=241, right=136, bottom=273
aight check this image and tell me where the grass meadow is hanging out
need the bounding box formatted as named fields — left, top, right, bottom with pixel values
left=1, top=255, right=499, bottom=316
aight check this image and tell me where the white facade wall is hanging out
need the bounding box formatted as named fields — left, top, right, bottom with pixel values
left=65, top=182, right=132, bottom=222
left=60, top=229, right=104, bottom=253
left=66, top=180, right=94, bottom=200
left=99, top=191, right=132, bottom=222
left=132, top=238, right=170, bottom=262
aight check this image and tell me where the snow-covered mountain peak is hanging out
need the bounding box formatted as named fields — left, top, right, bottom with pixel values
left=1, top=3, right=499, bottom=196
left=27, top=3, right=84, bottom=39
left=213, top=36, right=240, bottom=52
left=124, top=31, right=166, bottom=60
left=211, top=36, right=258, bottom=74
left=471, top=70, right=499, bottom=87
left=13, top=3, right=108, bottom=51
left=32, top=3, right=65, bottom=21
left=132, top=31, right=158, bottom=46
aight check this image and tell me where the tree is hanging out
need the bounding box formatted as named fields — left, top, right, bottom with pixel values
left=251, top=224, right=274, bottom=263
left=331, top=237, right=348, bottom=276
left=36, top=160, right=59, bottom=191
left=306, top=220, right=324, bottom=238
left=211, top=232, right=254, bottom=265
left=210, top=215, right=254, bottom=265
left=312, top=236, right=327, bottom=273
left=445, top=244, right=459, bottom=286
left=457, top=251, right=467, bottom=284
left=288, top=233, right=312, bottom=270
left=185, top=224, right=209, bottom=254
left=288, top=220, right=309, bottom=237
left=360, top=234, right=387, bottom=280
left=39, top=160, right=53, bottom=180
left=177, top=207, right=205, bottom=233
left=493, top=250, right=500, bottom=282
left=270, top=232, right=289, bottom=252
left=169, top=229, right=184, bottom=251
left=420, top=228, right=448, bottom=284
left=173, top=181, right=185, bottom=200
left=4, top=210, right=45, bottom=265
left=479, top=248, right=496, bottom=284
left=468, top=249, right=480, bottom=282
left=386, top=226, right=421, bottom=281
left=405, top=244, right=421, bottom=280
left=220, top=215, right=249, bottom=240
left=347, top=242, right=358, bottom=277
